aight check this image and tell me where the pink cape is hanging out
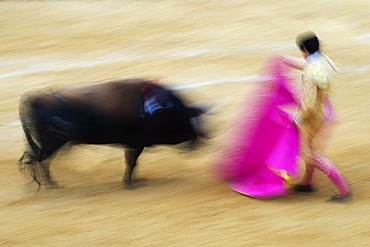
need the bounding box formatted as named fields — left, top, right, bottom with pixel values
left=213, top=55, right=301, bottom=198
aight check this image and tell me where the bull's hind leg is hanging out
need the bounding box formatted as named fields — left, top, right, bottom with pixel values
left=18, top=152, right=49, bottom=190
left=123, top=147, right=144, bottom=189
left=24, top=143, right=64, bottom=190
left=21, top=158, right=57, bottom=189
left=39, top=160, right=59, bottom=188
left=36, top=143, right=66, bottom=188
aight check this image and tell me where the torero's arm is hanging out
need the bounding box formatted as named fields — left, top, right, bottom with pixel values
left=280, top=55, right=305, bottom=70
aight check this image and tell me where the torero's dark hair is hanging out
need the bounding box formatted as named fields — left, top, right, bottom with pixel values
left=296, top=31, right=320, bottom=54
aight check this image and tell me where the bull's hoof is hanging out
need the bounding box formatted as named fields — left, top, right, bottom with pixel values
left=44, top=182, right=60, bottom=189
left=124, top=182, right=135, bottom=190
left=123, top=178, right=148, bottom=190
left=133, top=178, right=148, bottom=183
left=35, top=178, right=59, bottom=190
left=123, top=179, right=137, bottom=190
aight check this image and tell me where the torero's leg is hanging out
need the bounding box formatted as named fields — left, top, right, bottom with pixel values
left=300, top=162, right=315, bottom=186
left=293, top=129, right=316, bottom=193
left=310, top=148, right=351, bottom=200
left=294, top=133, right=351, bottom=200
left=293, top=158, right=315, bottom=193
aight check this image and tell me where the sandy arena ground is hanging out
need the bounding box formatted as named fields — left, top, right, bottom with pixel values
left=0, top=1, right=369, bottom=246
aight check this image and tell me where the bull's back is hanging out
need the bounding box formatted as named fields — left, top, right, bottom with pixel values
left=45, top=78, right=150, bottom=123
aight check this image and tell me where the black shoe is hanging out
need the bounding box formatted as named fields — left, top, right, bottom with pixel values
left=292, top=184, right=315, bottom=193
left=330, top=193, right=352, bottom=202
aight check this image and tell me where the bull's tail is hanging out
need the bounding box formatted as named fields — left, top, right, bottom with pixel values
left=18, top=91, right=43, bottom=189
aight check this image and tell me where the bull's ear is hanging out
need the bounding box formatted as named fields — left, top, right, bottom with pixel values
left=192, top=104, right=214, bottom=115
left=197, top=107, right=208, bottom=115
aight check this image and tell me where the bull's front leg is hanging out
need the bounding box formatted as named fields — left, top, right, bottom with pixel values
left=123, top=146, right=144, bottom=189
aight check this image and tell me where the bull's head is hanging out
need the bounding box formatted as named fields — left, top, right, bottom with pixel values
left=186, top=105, right=213, bottom=150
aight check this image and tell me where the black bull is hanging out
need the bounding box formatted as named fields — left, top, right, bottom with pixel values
left=18, top=78, right=206, bottom=189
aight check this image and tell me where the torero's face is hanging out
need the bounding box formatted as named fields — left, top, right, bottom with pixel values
left=300, top=47, right=310, bottom=59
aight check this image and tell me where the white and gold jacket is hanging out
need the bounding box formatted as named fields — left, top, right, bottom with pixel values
left=293, top=52, right=336, bottom=127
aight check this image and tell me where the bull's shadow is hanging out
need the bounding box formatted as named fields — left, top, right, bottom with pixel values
left=20, top=147, right=195, bottom=198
